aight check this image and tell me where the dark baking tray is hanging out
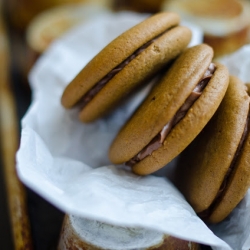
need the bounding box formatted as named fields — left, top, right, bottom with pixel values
left=1, top=19, right=64, bottom=248
left=11, top=43, right=64, bottom=250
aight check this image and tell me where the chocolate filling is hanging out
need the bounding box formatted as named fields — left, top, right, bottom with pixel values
left=198, top=111, right=250, bottom=220
left=78, top=29, right=172, bottom=109
left=126, top=63, right=216, bottom=167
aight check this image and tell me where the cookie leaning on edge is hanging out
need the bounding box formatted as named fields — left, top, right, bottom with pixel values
left=61, top=12, right=192, bottom=122
left=109, top=44, right=229, bottom=175
left=174, top=75, right=250, bottom=224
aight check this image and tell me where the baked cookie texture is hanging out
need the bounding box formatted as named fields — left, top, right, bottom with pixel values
left=109, top=44, right=229, bottom=175
left=175, top=76, right=250, bottom=223
left=162, top=0, right=250, bottom=57
left=61, top=12, right=191, bottom=122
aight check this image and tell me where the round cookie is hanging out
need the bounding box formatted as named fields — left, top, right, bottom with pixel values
left=109, top=44, right=229, bottom=175
left=61, top=12, right=192, bottom=122
left=175, top=76, right=250, bottom=223
left=162, top=0, right=250, bottom=57
left=58, top=215, right=200, bottom=250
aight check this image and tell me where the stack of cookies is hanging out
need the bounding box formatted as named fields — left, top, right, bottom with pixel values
left=61, top=12, right=250, bottom=226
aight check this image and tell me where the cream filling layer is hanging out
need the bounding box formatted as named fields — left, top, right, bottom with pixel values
left=126, top=63, right=216, bottom=167
left=163, top=1, right=250, bottom=36
left=78, top=29, right=173, bottom=109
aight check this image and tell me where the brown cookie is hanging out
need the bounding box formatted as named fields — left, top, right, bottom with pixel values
left=162, top=0, right=250, bottom=57
left=109, top=44, right=229, bottom=175
left=175, top=75, right=250, bottom=223
left=58, top=215, right=200, bottom=250
left=61, top=12, right=191, bottom=122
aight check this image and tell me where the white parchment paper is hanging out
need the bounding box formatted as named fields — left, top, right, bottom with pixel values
left=16, top=11, right=250, bottom=250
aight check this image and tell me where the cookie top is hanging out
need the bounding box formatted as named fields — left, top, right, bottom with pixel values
left=133, top=62, right=229, bottom=175
left=61, top=12, right=192, bottom=122
left=163, top=0, right=250, bottom=36
left=175, top=76, right=250, bottom=223
left=79, top=25, right=191, bottom=122
left=61, top=12, right=180, bottom=108
left=109, top=44, right=229, bottom=175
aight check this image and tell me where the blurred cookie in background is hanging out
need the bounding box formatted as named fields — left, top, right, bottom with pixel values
left=115, top=0, right=165, bottom=13
left=26, top=3, right=111, bottom=73
left=162, top=0, right=250, bottom=57
left=5, top=0, right=113, bottom=32
left=26, top=3, right=111, bottom=56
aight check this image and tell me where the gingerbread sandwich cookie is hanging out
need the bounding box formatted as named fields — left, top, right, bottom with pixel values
left=175, top=75, right=250, bottom=223
left=109, top=44, right=229, bottom=175
left=61, top=12, right=191, bottom=122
